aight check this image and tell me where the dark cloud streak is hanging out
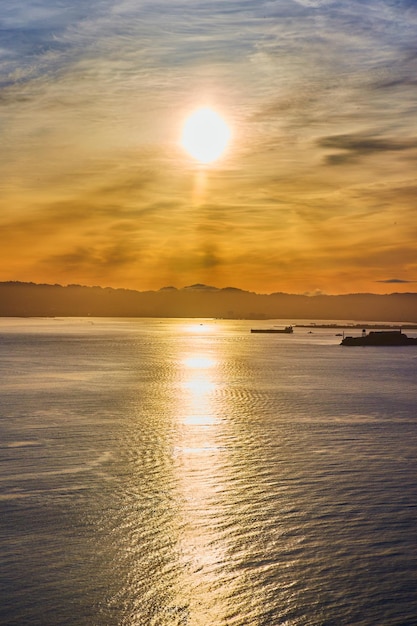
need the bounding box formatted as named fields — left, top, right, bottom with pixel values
left=319, top=133, right=417, bottom=165
left=377, top=278, right=416, bottom=284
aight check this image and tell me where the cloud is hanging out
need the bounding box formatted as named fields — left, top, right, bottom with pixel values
left=292, top=0, right=334, bottom=6
left=167, top=245, right=223, bottom=273
left=376, top=278, right=416, bottom=284
left=183, top=284, right=219, bottom=291
left=44, top=242, right=140, bottom=272
left=2, top=0, right=417, bottom=294
left=319, top=133, right=417, bottom=165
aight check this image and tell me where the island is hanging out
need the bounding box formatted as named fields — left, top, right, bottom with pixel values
left=341, top=330, right=417, bottom=346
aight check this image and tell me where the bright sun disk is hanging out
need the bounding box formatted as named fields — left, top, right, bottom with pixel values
left=181, top=107, right=231, bottom=164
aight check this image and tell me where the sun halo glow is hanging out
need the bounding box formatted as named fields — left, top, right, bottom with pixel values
left=181, top=107, right=231, bottom=164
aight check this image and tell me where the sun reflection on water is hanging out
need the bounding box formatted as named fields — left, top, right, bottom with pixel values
left=183, top=321, right=215, bottom=334
left=182, top=414, right=218, bottom=426
left=181, top=379, right=215, bottom=396
left=171, top=340, right=232, bottom=621
left=180, top=352, right=218, bottom=429
left=182, top=356, right=215, bottom=369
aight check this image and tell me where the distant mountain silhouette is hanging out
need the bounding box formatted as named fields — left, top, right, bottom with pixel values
left=1, top=281, right=417, bottom=321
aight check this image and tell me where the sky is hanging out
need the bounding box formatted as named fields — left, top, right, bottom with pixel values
left=1, top=0, right=417, bottom=295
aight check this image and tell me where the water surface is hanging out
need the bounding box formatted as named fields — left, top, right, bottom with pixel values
left=0, top=318, right=416, bottom=625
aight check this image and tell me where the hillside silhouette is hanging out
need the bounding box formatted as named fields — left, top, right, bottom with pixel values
left=1, top=282, right=417, bottom=322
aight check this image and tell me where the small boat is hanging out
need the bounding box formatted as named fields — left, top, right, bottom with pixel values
left=341, top=329, right=417, bottom=346
left=251, top=325, right=293, bottom=334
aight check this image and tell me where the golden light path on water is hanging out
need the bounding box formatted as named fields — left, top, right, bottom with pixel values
left=173, top=322, right=230, bottom=623
left=105, top=320, right=288, bottom=624
left=165, top=320, right=275, bottom=625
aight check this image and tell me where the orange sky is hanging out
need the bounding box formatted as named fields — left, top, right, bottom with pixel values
left=1, top=0, right=417, bottom=295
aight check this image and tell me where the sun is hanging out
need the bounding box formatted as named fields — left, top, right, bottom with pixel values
left=180, top=107, right=231, bottom=164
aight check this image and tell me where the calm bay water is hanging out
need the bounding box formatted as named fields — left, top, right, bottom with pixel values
left=0, top=318, right=416, bottom=625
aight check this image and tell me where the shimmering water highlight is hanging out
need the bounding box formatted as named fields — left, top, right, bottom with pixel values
left=0, top=318, right=416, bottom=625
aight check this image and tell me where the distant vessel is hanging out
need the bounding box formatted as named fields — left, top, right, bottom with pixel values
left=251, top=326, right=293, bottom=334
left=341, top=329, right=417, bottom=346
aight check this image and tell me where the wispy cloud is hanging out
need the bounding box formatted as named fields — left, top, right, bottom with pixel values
left=377, top=278, right=416, bottom=284
left=319, top=133, right=417, bottom=165
left=1, top=0, right=417, bottom=293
